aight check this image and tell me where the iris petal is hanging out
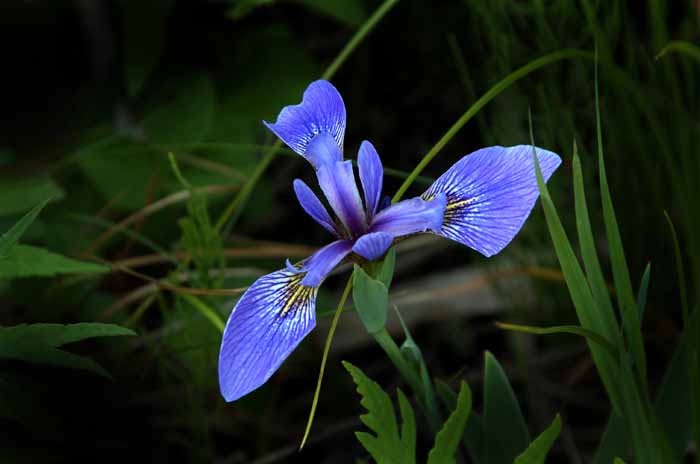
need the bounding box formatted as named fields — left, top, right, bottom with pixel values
left=352, top=232, right=393, bottom=261
left=369, top=194, right=447, bottom=237
left=316, top=160, right=367, bottom=236
left=300, top=240, right=353, bottom=287
left=358, top=140, right=383, bottom=219
left=263, top=80, right=346, bottom=167
left=218, top=268, right=318, bottom=402
left=293, top=179, right=338, bottom=237
left=422, top=145, right=561, bottom=257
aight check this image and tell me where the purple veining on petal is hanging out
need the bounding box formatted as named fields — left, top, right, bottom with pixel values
left=300, top=240, right=353, bottom=287
left=369, top=193, right=447, bottom=237
left=316, top=160, right=368, bottom=237
left=218, top=268, right=317, bottom=402
left=263, top=80, right=346, bottom=166
left=422, top=145, right=561, bottom=257
left=357, top=140, right=383, bottom=219
left=293, top=179, right=339, bottom=237
left=352, top=231, right=393, bottom=261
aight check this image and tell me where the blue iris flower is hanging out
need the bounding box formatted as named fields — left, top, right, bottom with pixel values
left=218, top=80, right=561, bottom=402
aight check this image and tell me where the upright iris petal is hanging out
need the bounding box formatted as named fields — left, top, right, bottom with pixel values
left=263, top=80, right=346, bottom=168
left=316, top=160, right=368, bottom=236
left=219, top=268, right=317, bottom=402
left=293, top=179, right=339, bottom=237
left=358, top=140, right=383, bottom=219
left=422, top=145, right=561, bottom=257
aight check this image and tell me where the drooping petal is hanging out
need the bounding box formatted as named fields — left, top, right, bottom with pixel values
left=300, top=239, right=353, bottom=287
left=422, top=145, right=561, bottom=257
left=293, top=179, right=338, bottom=237
left=316, top=160, right=367, bottom=236
left=369, top=194, right=447, bottom=237
left=263, top=80, right=346, bottom=167
left=357, top=140, right=383, bottom=218
left=218, top=268, right=317, bottom=402
left=352, top=232, right=393, bottom=261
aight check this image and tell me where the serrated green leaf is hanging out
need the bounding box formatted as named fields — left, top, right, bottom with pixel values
left=0, top=198, right=50, bottom=259
left=143, top=74, right=215, bottom=145
left=0, top=177, right=63, bottom=216
left=343, top=361, right=416, bottom=464
left=353, top=265, right=388, bottom=334
left=122, top=0, right=174, bottom=97
left=483, top=351, right=530, bottom=463
left=396, top=389, right=416, bottom=459
left=0, top=245, right=108, bottom=278
left=0, top=323, right=135, bottom=378
left=514, top=414, right=562, bottom=464
left=427, top=381, right=472, bottom=464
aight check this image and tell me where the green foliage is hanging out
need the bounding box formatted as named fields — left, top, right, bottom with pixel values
left=514, top=414, right=562, bottom=464
left=483, top=351, right=531, bottom=463
left=0, top=177, right=63, bottom=216
left=297, top=0, right=368, bottom=27
left=427, top=382, right=472, bottom=464
left=353, top=265, right=388, bottom=334
left=343, top=361, right=416, bottom=464
left=0, top=198, right=50, bottom=258
left=0, top=245, right=108, bottom=278
left=0, top=323, right=135, bottom=377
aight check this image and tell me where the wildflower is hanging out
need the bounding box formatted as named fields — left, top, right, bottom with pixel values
left=218, top=80, right=561, bottom=402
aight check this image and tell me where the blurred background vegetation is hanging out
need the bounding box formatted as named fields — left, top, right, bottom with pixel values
left=0, top=0, right=697, bottom=462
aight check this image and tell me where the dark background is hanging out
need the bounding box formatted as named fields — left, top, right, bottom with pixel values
left=0, top=1, right=697, bottom=462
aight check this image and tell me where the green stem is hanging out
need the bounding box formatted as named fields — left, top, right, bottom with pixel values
left=181, top=293, right=225, bottom=333
left=214, top=0, right=401, bottom=233
left=373, top=328, right=441, bottom=432
left=392, top=48, right=590, bottom=203
left=300, top=276, right=353, bottom=450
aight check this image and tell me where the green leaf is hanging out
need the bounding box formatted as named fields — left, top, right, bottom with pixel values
left=595, top=71, right=647, bottom=396
left=122, top=0, right=174, bottom=97
left=495, top=322, right=618, bottom=362
left=636, top=262, right=651, bottom=320
left=532, top=139, right=624, bottom=414
left=353, top=265, right=388, bottom=334
left=435, top=380, right=485, bottom=464
left=0, top=323, right=135, bottom=378
left=142, top=74, right=215, bottom=145
left=375, top=247, right=396, bottom=288
left=297, top=0, right=368, bottom=27
left=343, top=361, right=416, bottom=464
left=0, top=198, right=50, bottom=259
left=427, top=381, right=472, bottom=464
left=613, top=458, right=628, bottom=464
left=514, top=414, right=562, bottom=464
left=483, top=351, right=530, bottom=463
left=78, top=136, right=166, bottom=210
left=0, top=245, right=108, bottom=278
left=571, top=144, right=620, bottom=345
left=0, top=177, right=63, bottom=216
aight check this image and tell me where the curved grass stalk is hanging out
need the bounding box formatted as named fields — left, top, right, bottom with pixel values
left=392, top=49, right=591, bottom=203
left=655, top=40, right=700, bottom=63
left=300, top=276, right=353, bottom=450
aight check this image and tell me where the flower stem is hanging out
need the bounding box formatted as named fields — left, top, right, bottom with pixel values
left=372, top=328, right=441, bottom=433
left=299, top=276, right=353, bottom=450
